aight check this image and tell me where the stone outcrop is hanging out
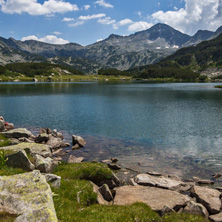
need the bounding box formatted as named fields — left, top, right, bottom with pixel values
left=1, top=128, right=34, bottom=139
left=190, top=185, right=221, bottom=214
left=209, top=212, right=222, bottom=222
left=183, top=201, right=209, bottom=218
left=113, top=185, right=190, bottom=213
left=35, top=154, right=54, bottom=173
left=0, top=170, right=58, bottom=221
left=35, top=133, right=49, bottom=143
left=72, top=135, right=86, bottom=147
left=134, top=174, right=190, bottom=191
left=91, top=182, right=110, bottom=205
left=98, top=184, right=113, bottom=201
left=6, top=150, right=35, bottom=171
left=44, top=174, right=61, bottom=188
left=1, top=142, right=52, bottom=158
left=46, top=136, right=63, bottom=150
left=67, top=155, right=84, bottom=163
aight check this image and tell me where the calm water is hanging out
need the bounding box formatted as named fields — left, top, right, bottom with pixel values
left=1, top=82, right=222, bottom=179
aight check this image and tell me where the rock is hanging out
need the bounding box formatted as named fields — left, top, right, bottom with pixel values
left=35, top=133, right=50, bottom=143
left=9, top=138, right=19, bottom=145
left=0, top=170, right=58, bottom=221
left=0, top=119, right=5, bottom=132
left=111, top=157, right=118, bottom=163
left=107, top=163, right=121, bottom=170
left=0, top=142, right=52, bottom=158
left=98, top=184, right=113, bottom=201
left=72, top=135, right=86, bottom=147
left=1, top=128, right=34, bottom=139
left=129, top=178, right=138, bottom=186
left=53, top=148, right=66, bottom=156
left=215, top=187, right=222, bottom=192
left=5, top=123, right=14, bottom=131
left=46, top=135, right=63, bottom=150
left=197, top=179, right=214, bottom=185
left=168, top=174, right=182, bottom=181
left=112, top=172, right=121, bottom=186
left=183, top=201, right=209, bottom=218
left=159, top=205, right=175, bottom=216
left=72, top=144, right=81, bottom=150
left=147, top=171, right=162, bottom=176
left=134, top=174, right=190, bottom=191
left=213, top=174, right=222, bottom=179
left=90, top=182, right=110, bottom=205
left=209, top=212, right=222, bottom=222
left=44, top=174, right=61, bottom=187
left=35, top=154, right=54, bottom=173
left=33, top=78, right=38, bottom=82
left=61, top=143, right=71, bottom=148
left=190, top=185, right=221, bottom=214
left=113, top=185, right=190, bottom=213
left=6, top=150, right=35, bottom=171
left=67, top=155, right=84, bottom=163
left=18, top=137, right=34, bottom=143
left=53, top=156, right=62, bottom=161
left=102, top=159, right=111, bottom=164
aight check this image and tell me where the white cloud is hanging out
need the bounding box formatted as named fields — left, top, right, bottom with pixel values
left=68, top=21, right=85, bottom=27
left=118, top=19, right=133, bottom=26
left=152, top=0, right=222, bottom=35
left=83, top=5, right=90, bottom=10
left=53, top=31, right=61, bottom=35
left=128, top=21, right=153, bottom=32
left=98, top=16, right=115, bottom=25
left=21, top=35, right=69, bottom=44
left=94, top=0, right=113, bottom=8
left=136, top=11, right=142, bottom=17
left=62, top=17, right=74, bottom=22
left=79, top=13, right=106, bottom=20
left=1, top=0, right=79, bottom=15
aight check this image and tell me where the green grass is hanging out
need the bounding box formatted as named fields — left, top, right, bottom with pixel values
left=0, top=135, right=10, bottom=147
left=0, top=167, right=25, bottom=176
left=0, top=212, right=18, bottom=222
left=215, top=85, right=222, bottom=88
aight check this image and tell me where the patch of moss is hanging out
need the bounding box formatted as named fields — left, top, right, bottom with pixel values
left=215, top=85, right=222, bottom=88
left=0, top=167, right=25, bottom=176
left=0, top=135, right=10, bottom=147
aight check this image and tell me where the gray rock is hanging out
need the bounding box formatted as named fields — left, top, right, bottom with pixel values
left=18, top=137, right=34, bottom=143
left=72, top=135, right=86, bottom=147
left=67, top=155, right=84, bottom=163
left=53, top=148, right=66, bottom=156
left=209, top=212, right=222, bottom=222
left=1, top=142, right=52, bottom=158
left=35, top=133, right=49, bottom=143
left=6, top=150, right=35, bottom=171
left=0, top=119, right=5, bottom=132
left=35, top=155, right=54, bottom=173
left=107, top=163, right=121, bottom=170
left=72, top=144, right=81, bottom=150
left=90, top=182, right=110, bottom=205
left=113, top=185, right=190, bottom=212
left=197, top=179, right=214, bottom=185
left=2, top=128, right=34, bottom=139
left=47, top=135, right=63, bottom=149
left=5, top=123, right=14, bottom=131
left=147, top=171, right=162, bottom=176
left=44, top=174, right=61, bottom=187
left=0, top=170, right=58, bottom=221
left=98, top=184, right=113, bottom=201
left=190, top=185, right=221, bottom=214
left=134, top=174, right=190, bottom=191
left=183, top=201, right=209, bottom=218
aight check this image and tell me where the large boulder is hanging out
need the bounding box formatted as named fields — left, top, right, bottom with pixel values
left=183, top=201, right=209, bottom=218
left=113, top=185, right=190, bottom=213
left=6, top=150, right=35, bottom=171
left=72, top=135, right=86, bottom=147
left=35, top=155, right=54, bottom=173
left=1, top=128, right=34, bottom=139
left=0, top=170, right=58, bottom=221
left=134, top=174, right=190, bottom=191
left=0, top=142, right=52, bottom=158
left=98, top=184, right=113, bottom=201
left=190, top=185, right=221, bottom=214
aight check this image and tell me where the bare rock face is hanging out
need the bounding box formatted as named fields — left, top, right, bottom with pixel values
left=35, top=154, right=54, bottom=173
left=113, top=185, right=190, bottom=213
left=209, top=212, right=222, bottom=222
left=190, top=185, right=221, bottom=214
left=72, top=135, right=86, bottom=147
left=67, top=155, right=84, bottom=163
left=2, top=128, right=34, bottom=139
left=6, top=150, right=35, bottom=171
left=183, top=201, right=209, bottom=218
left=134, top=174, right=190, bottom=191
left=0, top=170, right=58, bottom=221
left=98, top=184, right=113, bottom=201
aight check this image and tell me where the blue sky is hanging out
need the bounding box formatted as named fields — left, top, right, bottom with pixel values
left=0, top=0, right=221, bottom=45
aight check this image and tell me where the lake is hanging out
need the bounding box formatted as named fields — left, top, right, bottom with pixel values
left=1, top=81, right=222, bottom=180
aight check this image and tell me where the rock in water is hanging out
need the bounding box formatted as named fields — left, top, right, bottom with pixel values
left=0, top=170, right=58, bottom=221
left=190, top=185, right=221, bottom=214
left=72, top=135, right=86, bottom=147
left=113, top=185, right=190, bottom=213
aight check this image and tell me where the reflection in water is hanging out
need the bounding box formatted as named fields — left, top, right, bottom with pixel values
left=1, top=82, right=222, bottom=180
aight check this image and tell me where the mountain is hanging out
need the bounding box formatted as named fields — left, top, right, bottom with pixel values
left=131, top=33, right=222, bottom=80
left=0, top=23, right=222, bottom=73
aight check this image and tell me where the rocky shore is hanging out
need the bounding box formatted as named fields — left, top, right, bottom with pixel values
left=0, top=118, right=222, bottom=221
